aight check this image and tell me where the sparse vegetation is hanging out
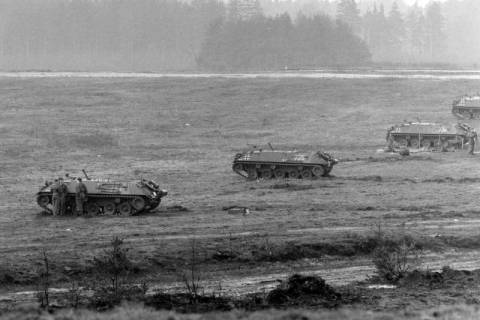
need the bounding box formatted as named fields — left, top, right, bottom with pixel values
left=3, top=76, right=480, bottom=319
left=36, top=249, right=51, bottom=309
left=371, top=225, right=422, bottom=283
left=89, top=237, right=142, bottom=310
left=182, top=239, right=203, bottom=303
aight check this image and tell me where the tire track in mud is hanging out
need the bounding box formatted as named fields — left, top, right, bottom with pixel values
left=4, top=250, right=480, bottom=306
left=2, top=217, right=480, bottom=251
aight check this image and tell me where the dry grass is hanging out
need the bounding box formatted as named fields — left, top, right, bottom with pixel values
left=2, top=76, right=480, bottom=315
left=4, top=303, right=480, bottom=320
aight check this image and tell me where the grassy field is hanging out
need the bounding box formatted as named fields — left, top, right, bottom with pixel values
left=2, top=75, right=480, bottom=317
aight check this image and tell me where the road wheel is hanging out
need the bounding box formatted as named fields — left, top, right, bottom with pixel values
left=37, top=195, right=50, bottom=208
left=232, top=163, right=243, bottom=172
left=85, top=202, right=99, bottom=215
left=312, top=166, right=325, bottom=177
left=410, top=138, right=420, bottom=148
left=273, top=168, right=285, bottom=179
left=131, top=197, right=146, bottom=211
left=396, top=138, right=408, bottom=147
left=301, top=169, right=313, bottom=179
left=118, top=202, right=132, bottom=215
left=103, top=201, right=116, bottom=215
left=260, top=169, right=273, bottom=179
left=288, top=169, right=300, bottom=179
left=247, top=168, right=258, bottom=180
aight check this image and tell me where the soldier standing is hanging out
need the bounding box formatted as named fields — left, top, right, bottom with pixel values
left=58, top=178, right=68, bottom=215
left=51, top=179, right=60, bottom=215
left=468, top=129, right=478, bottom=155
left=385, top=126, right=395, bottom=152
left=75, top=178, right=88, bottom=215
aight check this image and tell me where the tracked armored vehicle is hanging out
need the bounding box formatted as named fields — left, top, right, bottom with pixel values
left=233, top=148, right=338, bottom=180
left=36, top=172, right=167, bottom=215
left=452, top=94, right=480, bottom=119
left=386, top=121, right=473, bottom=151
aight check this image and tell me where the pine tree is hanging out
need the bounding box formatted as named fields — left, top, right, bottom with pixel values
left=425, top=1, right=445, bottom=59
left=387, top=1, right=405, bottom=57
left=405, top=3, right=426, bottom=58
left=336, top=0, right=361, bottom=35
left=228, top=0, right=262, bottom=21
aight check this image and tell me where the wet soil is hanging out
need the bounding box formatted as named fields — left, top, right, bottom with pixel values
left=1, top=76, right=480, bottom=315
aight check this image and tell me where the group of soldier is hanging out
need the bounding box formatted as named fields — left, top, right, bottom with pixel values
left=50, top=177, right=88, bottom=215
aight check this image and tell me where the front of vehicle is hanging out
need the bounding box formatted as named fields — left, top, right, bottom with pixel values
left=139, top=179, right=168, bottom=211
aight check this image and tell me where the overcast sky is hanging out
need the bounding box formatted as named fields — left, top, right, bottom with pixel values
left=401, top=0, right=447, bottom=5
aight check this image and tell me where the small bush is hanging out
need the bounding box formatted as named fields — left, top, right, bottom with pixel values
left=89, top=237, right=141, bottom=310
left=36, top=250, right=51, bottom=309
left=372, top=235, right=422, bottom=283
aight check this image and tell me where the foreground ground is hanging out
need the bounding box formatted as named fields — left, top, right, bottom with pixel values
left=1, top=74, right=480, bottom=317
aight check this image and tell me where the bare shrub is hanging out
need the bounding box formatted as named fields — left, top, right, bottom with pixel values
left=182, top=239, right=203, bottom=303
left=36, top=249, right=50, bottom=309
left=93, top=237, right=132, bottom=295
left=372, top=225, right=422, bottom=282
left=67, top=279, right=81, bottom=308
left=89, top=237, right=140, bottom=309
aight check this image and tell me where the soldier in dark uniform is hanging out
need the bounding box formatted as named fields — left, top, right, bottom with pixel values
left=75, top=178, right=88, bottom=215
left=58, top=178, right=68, bottom=215
left=468, top=129, right=478, bottom=155
left=51, top=179, right=60, bottom=215
left=385, top=126, right=395, bottom=152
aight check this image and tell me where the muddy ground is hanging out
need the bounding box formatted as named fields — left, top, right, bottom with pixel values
left=1, top=75, right=480, bottom=316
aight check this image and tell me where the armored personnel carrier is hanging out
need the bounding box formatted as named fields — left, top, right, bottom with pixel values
left=36, top=171, right=167, bottom=215
left=452, top=94, right=480, bottom=119
left=232, top=147, right=338, bottom=180
left=386, top=121, right=473, bottom=151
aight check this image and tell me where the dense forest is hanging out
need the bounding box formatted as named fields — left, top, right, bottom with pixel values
left=263, top=0, right=480, bottom=65
left=0, top=0, right=478, bottom=71
left=198, top=14, right=370, bottom=70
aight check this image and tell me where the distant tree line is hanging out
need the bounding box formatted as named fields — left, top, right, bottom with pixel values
left=198, top=14, right=370, bottom=71
left=0, top=0, right=478, bottom=71
left=334, top=0, right=480, bottom=65
left=0, top=0, right=225, bottom=71
left=0, top=0, right=370, bottom=71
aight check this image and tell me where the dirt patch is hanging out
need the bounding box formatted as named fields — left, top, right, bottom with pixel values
left=341, top=155, right=437, bottom=163
left=270, top=183, right=314, bottom=191
left=266, top=274, right=342, bottom=307
left=145, top=293, right=234, bottom=313
left=356, top=206, right=378, bottom=211
left=398, top=267, right=480, bottom=289
left=344, top=175, right=383, bottom=182
left=398, top=205, right=441, bottom=212
left=423, top=177, right=480, bottom=183
left=165, top=205, right=190, bottom=212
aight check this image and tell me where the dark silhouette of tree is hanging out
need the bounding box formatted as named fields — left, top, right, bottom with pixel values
left=0, top=0, right=478, bottom=70
left=336, top=0, right=361, bottom=35
left=362, top=4, right=390, bottom=60
left=425, top=1, right=445, bottom=59
left=198, top=13, right=370, bottom=71
left=404, top=3, right=425, bottom=59
left=387, top=2, right=405, bottom=57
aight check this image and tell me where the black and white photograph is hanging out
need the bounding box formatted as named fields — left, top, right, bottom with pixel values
left=1, top=0, right=480, bottom=319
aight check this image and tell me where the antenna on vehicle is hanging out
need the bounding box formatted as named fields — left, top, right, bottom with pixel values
left=82, top=169, right=90, bottom=180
